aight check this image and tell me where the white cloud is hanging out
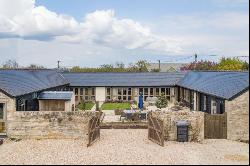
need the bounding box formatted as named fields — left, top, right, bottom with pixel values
left=0, top=1, right=182, bottom=54
left=56, top=9, right=182, bottom=54
left=0, top=0, right=80, bottom=39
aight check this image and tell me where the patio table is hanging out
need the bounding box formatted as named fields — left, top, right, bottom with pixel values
left=123, top=110, right=147, bottom=121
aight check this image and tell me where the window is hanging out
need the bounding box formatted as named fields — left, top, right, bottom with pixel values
left=17, top=98, right=25, bottom=111
left=128, top=88, right=132, bottom=95
left=75, top=88, right=78, bottom=95
left=203, top=96, right=207, bottom=111
left=106, top=87, right=112, bottom=100
left=123, top=89, right=127, bottom=95
left=211, top=98, right=217, bottom=114
left=0, top=103, right=4, bottom=120
left=144, top=88, right=148, bottom=95
left=139, top=88, right=143, bottom=95
left=184, top=89, right=190, bottom=101
left=156, top=88, right=160, bottom=96
left=73, top=87, right=96, bottom=102
left=150, top=88, right=154, bottom=97
left=161, top=88, right=166, bottom=95
left=116, top=88, right=132, bottom=101
left=80, top=96, right=84, bottom=102
left=84, top=88, right=96, bottom=101
left=139, top=87, right=171, bottom=101
left=80, top=88, right=84, bottom=95
left=85, top=88, right=89, bottom=95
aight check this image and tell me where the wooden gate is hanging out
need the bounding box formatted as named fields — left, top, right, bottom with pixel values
left=87, top=112, right=101, bottom=147
left=148, top=112, right=164, bottom=147
left=204, top=113, right=227, bottom=139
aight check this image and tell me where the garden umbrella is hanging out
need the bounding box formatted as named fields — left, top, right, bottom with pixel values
left=138, top=93, right=144, bottom=110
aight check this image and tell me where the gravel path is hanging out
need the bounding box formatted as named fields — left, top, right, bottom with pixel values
left=0, top=129, right=249, bottom=165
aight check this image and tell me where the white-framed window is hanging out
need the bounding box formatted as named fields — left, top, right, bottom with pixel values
left=203, top=95, right=207, bottom=111
left=116, top=88, right=132, bottom=101
left=73, top=87, right=96, bottom=102
left=184, top=89, right=190, bottom=102
left=139, top=87, right=171, bottom=101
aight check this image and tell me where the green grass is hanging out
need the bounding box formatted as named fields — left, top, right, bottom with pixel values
left=101, top=102, right=131, bottom=110
left=77, top=102, right=95, bottom=110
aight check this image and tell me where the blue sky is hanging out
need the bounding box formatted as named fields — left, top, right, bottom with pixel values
left=0, top=0, right=249, bottom=68
left=36, top=0, right=248, bottom=21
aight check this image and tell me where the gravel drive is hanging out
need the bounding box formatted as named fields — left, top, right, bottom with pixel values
left=0, top=129, right=249, bottom=165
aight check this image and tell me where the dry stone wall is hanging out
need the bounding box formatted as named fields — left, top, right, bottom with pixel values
left=7, top=111, right=95, bottom=139
left=153, top=110, right=204, bottom=142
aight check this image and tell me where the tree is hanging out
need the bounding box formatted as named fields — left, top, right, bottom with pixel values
left=155, top=93, right=168, bottom=109
left=115, top=62, right=125, bottom=69
left=180, top=60, right=217, bottom=71
left=2, top=60, right=19, bottom=69
left=215, top=57, right=246, bottom=71
left=26, top=64, right=45, bottom=69
left=242, top=61, right=249, bottom=71
left=69, top=60, right=150, bottom=73
left=135, top=60, right=149, bottom=72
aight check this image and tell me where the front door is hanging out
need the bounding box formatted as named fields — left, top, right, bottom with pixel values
left=0, top=103, right=6, bottom=133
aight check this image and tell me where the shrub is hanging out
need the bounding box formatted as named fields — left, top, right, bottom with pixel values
left=155, top=94, right=168, bottom=109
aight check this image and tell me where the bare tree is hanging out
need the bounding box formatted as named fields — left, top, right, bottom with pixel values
left=2, top=60, right=19, bottom=69
left=26, top=64, right=45, bottom=69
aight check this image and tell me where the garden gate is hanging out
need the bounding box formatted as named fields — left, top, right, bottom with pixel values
left=148, top=112, right=164, bottom=147
left=204, top=113, right=227, bottom=139
left=87, top=112, right=102, bottom=147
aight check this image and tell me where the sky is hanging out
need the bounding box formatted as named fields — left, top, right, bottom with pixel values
left=0, top=0, right=249, bottom=68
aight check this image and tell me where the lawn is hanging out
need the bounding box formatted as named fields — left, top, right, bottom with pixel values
left=77, top=102, right=95, bottom=110
left=101, top=102, right=131, bottom=110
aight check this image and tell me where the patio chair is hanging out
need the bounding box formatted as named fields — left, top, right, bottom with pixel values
left=139, top=112, right=147, bottom=120
left=125, top=112, right=133, bottom=121
left=120, top=111, right=126, bottom=121
left=131, top=112, right=140, bottom=121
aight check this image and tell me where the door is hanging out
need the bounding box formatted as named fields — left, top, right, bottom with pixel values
left=0, top=103, right=6, bottom=133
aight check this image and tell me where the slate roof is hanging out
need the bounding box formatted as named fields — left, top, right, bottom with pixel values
left=177, top=71, right=249, bottom=100
left=0, top=70, right=69, bottom=97
left=38, top=91, right=73, bottom=100
left=62, top=72, right=186, bottom=87
left=1, top=70, right=249, bottom=101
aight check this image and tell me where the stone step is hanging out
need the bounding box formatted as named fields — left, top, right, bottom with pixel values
left=100, top=122, right=148, bottom=129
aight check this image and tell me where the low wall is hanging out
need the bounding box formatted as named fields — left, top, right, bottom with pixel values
left=7, top=111, right=95, bottom=139
left=153, top=110, right=204, bottom=142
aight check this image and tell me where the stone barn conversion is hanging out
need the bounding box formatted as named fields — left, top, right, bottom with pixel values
left=0, top=69, right=249, bottom=142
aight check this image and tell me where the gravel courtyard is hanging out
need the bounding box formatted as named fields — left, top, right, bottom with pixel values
left=0, top=129, right=249, bottom=165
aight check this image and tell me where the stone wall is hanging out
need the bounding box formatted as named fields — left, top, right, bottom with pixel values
left=153, top=110, right=204, bottom=142
left=7, top=111, right=95, bottom=139
left=225, top=90, right=249, bottom=142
